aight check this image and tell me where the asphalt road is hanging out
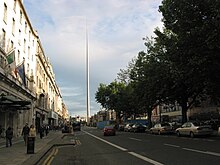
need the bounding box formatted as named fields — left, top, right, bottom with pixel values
left=41, top=126, right=220, bottom=165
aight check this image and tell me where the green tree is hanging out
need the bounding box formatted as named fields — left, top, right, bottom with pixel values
left=95, top=81, right=132, bottom=123
left=155, top=0, right=220, bottom=123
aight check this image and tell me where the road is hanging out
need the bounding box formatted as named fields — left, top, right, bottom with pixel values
left=40, top=126, right=220, bottom=165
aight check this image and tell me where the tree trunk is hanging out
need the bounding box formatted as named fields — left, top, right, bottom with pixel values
left=147, top=107, right=152, bottom=129
left=181, top=99, right=188, bottom=124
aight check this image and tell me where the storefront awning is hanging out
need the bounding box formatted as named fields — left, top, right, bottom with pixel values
left=0, top=94, right=31, bottom=110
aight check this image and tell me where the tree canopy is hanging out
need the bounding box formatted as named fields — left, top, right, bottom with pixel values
left=95, top=0, right=220, bottom=125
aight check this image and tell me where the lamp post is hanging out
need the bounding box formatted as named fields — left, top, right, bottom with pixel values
left=39, top=93, right=45, bottom=126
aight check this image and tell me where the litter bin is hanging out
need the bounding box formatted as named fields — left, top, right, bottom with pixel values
left=27, top=137, right=35, bottom=154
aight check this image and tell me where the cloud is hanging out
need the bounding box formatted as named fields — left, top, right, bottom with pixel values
left=24, top=0, right=163, bottom=117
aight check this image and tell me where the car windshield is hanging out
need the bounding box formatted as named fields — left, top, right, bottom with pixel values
left=192, top=122, right=202, bottom=126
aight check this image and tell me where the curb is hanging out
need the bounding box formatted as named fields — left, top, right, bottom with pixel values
left=23, top=133, right=75, bottom=165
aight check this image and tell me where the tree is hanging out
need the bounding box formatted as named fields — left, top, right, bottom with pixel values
left=155, top=0, right=220, bottom=122
left=95, top=81, right=133, bottom=123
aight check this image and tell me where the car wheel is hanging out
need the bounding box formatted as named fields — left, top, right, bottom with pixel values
left=150, top=130, right=153, bottom=134
left=177, top=131, right=181, bottom=137
left=190, top=132, right=194, bottom=138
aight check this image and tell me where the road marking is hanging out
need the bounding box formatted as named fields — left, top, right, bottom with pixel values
left=182, top=148, right=220, bottom=157
left=128, top=152, right=164, bottom=165
left=164, top=143, right=180, bottom=148
left=83, top=131, right=164, bottom=165
left=42, top=147, right=58, bottom=165
left=84, top=131, right=127, bottom=151
left=75, top=139, right=81, bottom=145
left=129, top=137, right=142, bottom=141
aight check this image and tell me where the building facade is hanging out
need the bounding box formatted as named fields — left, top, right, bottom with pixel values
left=0, top=0, right=68, bottom=137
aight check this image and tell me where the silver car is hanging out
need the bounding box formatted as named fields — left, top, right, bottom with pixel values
left=176, top=121, right=213, bottom=138
left=150, top=123, right=173, bottom=135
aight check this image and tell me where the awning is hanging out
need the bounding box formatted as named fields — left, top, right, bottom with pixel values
left=0, top=94, right=31, bottom=111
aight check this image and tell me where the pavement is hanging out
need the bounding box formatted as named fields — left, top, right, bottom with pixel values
left=0, top=131, right=75, bottom=165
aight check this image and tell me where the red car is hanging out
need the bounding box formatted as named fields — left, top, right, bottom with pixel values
left=103, top=125, right=116, bottom=136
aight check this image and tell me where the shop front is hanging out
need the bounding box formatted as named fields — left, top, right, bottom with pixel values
left=48, top=111, right=58, bottom=130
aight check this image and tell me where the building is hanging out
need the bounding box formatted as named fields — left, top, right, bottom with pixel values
left=0, top=0, right=69, bottom=136
left=0, top=0, right=38, bottom=136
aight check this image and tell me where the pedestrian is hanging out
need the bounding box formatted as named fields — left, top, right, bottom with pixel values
left=22, top=123, right=30, bottom=145
left=45, top=125, right=49, bottom=136
left=29, top=124, right=36, bottom=137
left=5, top=126, right=13, bottom=147
left=0, top=125, right=2, bottom=138
left=39, top=125, right=44, bottom=139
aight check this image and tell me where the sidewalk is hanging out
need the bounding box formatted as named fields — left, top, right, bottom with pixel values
left=0, top=131, right=66, bottom=165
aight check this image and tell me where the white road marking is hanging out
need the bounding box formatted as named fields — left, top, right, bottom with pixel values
left=182, top=148, right=220, bottom=157
left=129, top=137, right=142, bottom=141
left=164, top=143, right=180, bottom=148
left=84, top=131, right=127, bottom=151
left=129, top=152, right=164, bottom=165
left=83, top=131, right=164, bottom=165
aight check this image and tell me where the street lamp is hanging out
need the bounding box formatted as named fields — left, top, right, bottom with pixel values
left=39, top=93, right=45, bottom=125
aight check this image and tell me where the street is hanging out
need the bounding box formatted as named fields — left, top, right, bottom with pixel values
left=39, top=126, right=220, bottom=165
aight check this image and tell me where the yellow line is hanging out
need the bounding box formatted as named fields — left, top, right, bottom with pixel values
left=74, top=139, right=81, bottom=145
left=54, top=148, right=58, bottom=155
left=47, top=156, right=54, bottom=165
left=42, top=147, right=57, bottom=165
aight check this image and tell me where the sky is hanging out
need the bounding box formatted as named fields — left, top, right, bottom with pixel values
left=23, top=0, right=163, bottom=117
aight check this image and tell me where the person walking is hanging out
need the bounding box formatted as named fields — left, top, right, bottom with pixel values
left=39, top=125, right=44, bottom=139
left=22, top=123, right=30, bottom=145
left=29, top=124, right=36, bottom=138
left=45, top=125, right=49, bottom=136
left=5, top=127, right=13, bottom=147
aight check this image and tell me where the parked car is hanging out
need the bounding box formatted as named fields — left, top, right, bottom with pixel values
left=170, top=122, right=182, bottom=130
left=176, top=121, right=213, bottom=138
left=204, top=119, right=220, bottom=131
left=118, top=124, right=125, bottom=131
left=124, top=123, right=134, bottom=132
left=150, top=123, right=173, bottom=135
left=131, top=123, right=147, bottom=133
left=103, top=125, right=116, bottom=136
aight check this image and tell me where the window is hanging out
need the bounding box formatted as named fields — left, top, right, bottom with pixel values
left=17, top=50, right=20, bottom=64
left=12, top=18, right=15, bottom=35
left=3, top=3, right=7, bottom=23
left=25, top=22, right=27, bottom=33
left=18, top=29, right=21, bottom=45
left=28, top=46, right=30, bottom=59
left=29, top=31, right=31, bottom=41
left=23, top=39, right=26, bottom=52
left=27, top=63, right=30, bottom=74
left=10, top=40, right=14, bottom=50
left=20, top=10, right=22, bottom=24
left=13, top=0, right=17, bottom=12
left=1, top=29, right=6, bottom=50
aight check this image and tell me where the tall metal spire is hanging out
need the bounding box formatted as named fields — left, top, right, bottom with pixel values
left=86, top=18, right=90, bottom=124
